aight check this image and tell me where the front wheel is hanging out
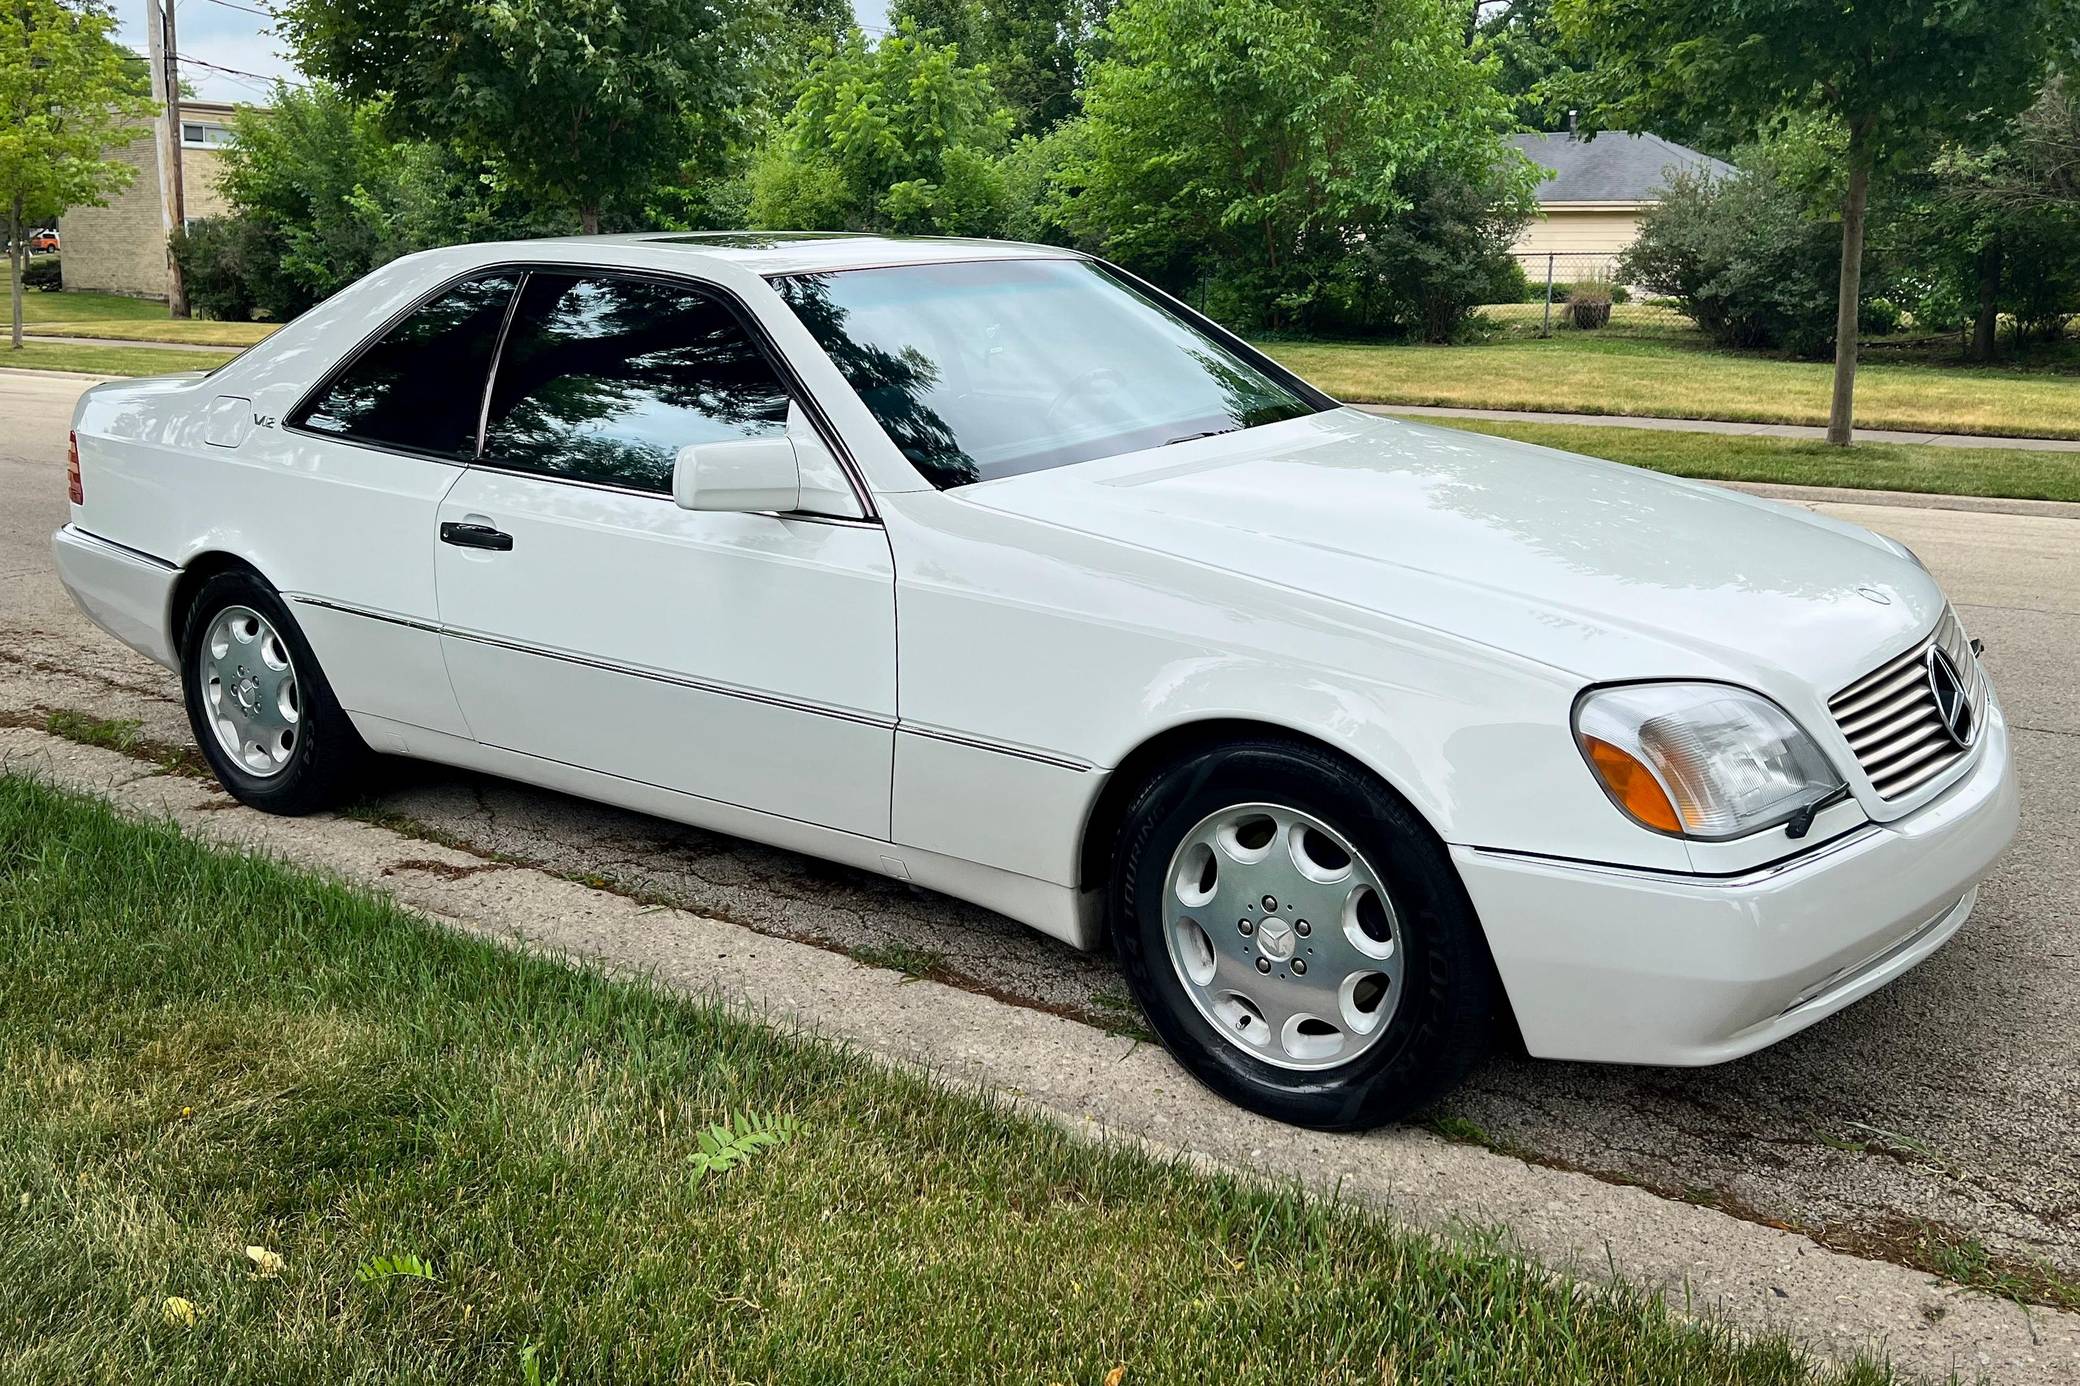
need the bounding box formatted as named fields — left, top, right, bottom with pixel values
left=179, top=570, right=372, bottom=814
left=1109, top=738, right=1497, bottom=1130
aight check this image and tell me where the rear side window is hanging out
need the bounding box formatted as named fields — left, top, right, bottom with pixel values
left=293, top=273, right=520, bottom=458
left=480, top=273, right=790, bottom=494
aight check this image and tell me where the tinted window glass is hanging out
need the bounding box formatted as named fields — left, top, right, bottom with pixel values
left=774, top=259, right=1321, bottom=489
left=295, top=273, right=519, bottom=457
left=482, top=274, right=790, bottom=493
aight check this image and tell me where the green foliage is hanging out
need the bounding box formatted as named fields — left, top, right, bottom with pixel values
left=0, top=0, right=154, bottom=343
left=185, top=83, right=565, bottom=321
left=686, top=1110, right=803, bottom=1181
left=748, top=23, right=1014, bottom=235
left=1555, top=0, right=2079, bottom=175
left=21, top=254, right=58, bottom=290
left=1905, top=83, right=2080, bottom=354
left=1062, top=0, right=1537, bottom=337
left=352, top=1253, right=440, bottom=1286
left=275, top=0, right=758, bottom=230
left=891, top=0, right=1109, bottom=135
left=1620, top=161, right=1855, bottom=357
left=1472, top=0, right=1586, bottom=133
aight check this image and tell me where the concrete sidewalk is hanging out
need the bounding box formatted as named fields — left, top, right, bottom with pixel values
left=23, top=333, right=243, bottom=354
left=1362, top=402, right=2080, bottom=453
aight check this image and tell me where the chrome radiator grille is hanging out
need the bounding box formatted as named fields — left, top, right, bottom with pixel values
left=1827, top=609, right=1984, bottom=800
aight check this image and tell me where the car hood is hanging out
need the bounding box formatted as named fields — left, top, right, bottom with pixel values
left=957, top=408, right=1943, bottom=691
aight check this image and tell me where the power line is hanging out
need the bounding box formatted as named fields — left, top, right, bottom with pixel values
left=179, top=54, right=308, bottom=88
left=200, top=0, right=275, bottom=17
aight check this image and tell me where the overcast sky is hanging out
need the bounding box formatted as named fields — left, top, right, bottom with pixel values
left=123, top=0, right=893, bottom=106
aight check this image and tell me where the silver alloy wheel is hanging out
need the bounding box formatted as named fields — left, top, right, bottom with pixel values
left=1160, top=802, right=1406, bottom=1071
left=198, top=604, right=300, bottom=778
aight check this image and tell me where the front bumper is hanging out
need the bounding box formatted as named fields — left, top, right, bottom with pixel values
left=50, top=524, right=181, bottom=670
left=1456, top=696, right=2019, bottom=1066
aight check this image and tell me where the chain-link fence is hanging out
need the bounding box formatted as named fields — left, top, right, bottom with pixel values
left=1483, top=249, right=1695, bottom=338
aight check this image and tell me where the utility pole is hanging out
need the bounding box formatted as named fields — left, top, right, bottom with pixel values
left=146, top=0, right=190, bottom=317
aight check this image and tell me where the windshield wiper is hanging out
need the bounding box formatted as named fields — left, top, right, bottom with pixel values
left=1162, top=427, right=1240, bottom=446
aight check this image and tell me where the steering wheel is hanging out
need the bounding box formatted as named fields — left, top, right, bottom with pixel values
left=1042, top=365, right=1130, bottom=430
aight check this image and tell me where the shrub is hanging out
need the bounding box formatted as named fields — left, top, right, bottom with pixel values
left=1620, top=161, right=1857, bottom=356
left=169, top=219, right=261, bottom=320
left=21, top=256, right=60, bottom=290
left=1859, top=296, right=1903, bottom=335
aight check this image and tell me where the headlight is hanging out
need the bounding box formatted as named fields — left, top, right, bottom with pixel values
left=1574, top=683, right=1844, bottom=840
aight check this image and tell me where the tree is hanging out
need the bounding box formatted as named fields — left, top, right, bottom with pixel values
left=0, top=0, right=152, bottom=348
left=173, top=81, right=569, bottom=321
left=892, top=0, right=1109, bottom=135
left=1909, top=83, right=2080, bottom=359
left=747, top=23, right=1014, bottom=235
left=275, top=0, right=760, bottom=234
left=1063, top=0, right=1535, bottom=336
left=1555, top=0, right=2080, bottom=444
left=1472, top=0, right=1588, bottom=132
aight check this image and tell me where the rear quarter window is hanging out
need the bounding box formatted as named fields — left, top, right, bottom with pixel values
left=292, top=273, right=521, bottom=458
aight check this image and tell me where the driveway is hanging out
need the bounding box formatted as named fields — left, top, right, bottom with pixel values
left=5, top=369, right=2077, bottom=1290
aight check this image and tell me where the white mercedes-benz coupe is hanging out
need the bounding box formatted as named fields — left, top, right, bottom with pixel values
left=53, top=233, right=2019, bottom=1129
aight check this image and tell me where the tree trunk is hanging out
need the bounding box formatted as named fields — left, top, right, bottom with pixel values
left=8, top=197, right=23, bottom=352
left=580, top=206, right=600, bottom=236
left=1970, top=239, right=2003, bottom=362
left=1825, top=125, right=1874, bottom=447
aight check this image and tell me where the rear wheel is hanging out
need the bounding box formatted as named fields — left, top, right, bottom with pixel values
left=1109, top=738, right=1496, bottom=1130
left=180, top=570, right=371, bottom=814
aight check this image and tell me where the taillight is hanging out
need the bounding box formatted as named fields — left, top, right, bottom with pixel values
left=67, top=431, right=82, bottom=504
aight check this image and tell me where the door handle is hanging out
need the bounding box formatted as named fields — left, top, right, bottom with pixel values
left=440, top=521, right=513, bottom=552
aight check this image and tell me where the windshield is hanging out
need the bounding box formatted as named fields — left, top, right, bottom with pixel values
left=772, top=258, right=1326, bottom=488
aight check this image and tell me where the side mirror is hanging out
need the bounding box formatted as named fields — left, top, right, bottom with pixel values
left=672, top=435, right=801, bottom=513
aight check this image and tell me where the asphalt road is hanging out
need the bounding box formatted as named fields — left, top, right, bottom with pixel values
left=5, top=368, right=2077, bottom=1288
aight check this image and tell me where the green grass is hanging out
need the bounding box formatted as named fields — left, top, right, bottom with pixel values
left=1264, top=334, right=2080, bottom=441
left=0, top=775, right=1914, bottom=1386
left=0, top=340, right=237, bottom=376
left=1410, top=416, right=2080, bottom=503
left=16, top=289, right=276, bottom=347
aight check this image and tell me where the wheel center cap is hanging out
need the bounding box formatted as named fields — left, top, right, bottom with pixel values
left=1257, top=916, right=1295, bottom=962
left=233, top=676, right=261, bottom=713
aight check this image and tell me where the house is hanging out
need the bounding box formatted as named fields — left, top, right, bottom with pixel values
left=1507, top=131, right=1734, bottom=256
left=58, top=100, right=252, bottom=300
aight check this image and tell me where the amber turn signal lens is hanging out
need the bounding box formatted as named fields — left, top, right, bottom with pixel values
left=1583, top=735, right=1682, bottom=833
left=67, top=431, right=82, bottom=505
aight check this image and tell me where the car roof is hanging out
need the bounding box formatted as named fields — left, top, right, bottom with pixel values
left=474, top=231, right=1083, bottom=277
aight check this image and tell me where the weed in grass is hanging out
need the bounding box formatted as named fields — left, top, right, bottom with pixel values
left=352, top=1254, right=439, bottom=1286
left=0, top=774, right=1909, bottom=1384
left=686, top=1111, right=803, bottom=1181
left=43, top=708, right=140, bottom=752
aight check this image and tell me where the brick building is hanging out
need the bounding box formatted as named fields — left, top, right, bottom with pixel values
left=58, top=100, right=248, bottom=300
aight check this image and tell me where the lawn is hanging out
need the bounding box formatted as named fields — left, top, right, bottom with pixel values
left=16, top=289, right=276, bottom=347
left=0, top=775, right=1902, bottom=1386
left=1265, top=334, right=2080, bottom=441
left=1411, top=415, right=2080, bottom=504
left=0, top=341, right=238, bottom=376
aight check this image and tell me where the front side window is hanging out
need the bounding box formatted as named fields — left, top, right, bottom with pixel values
left=294, top=272, right=520, bottom=458
left=774, top=258, right=1325, bottom=488
left=481, top=273, right=791, bottom=494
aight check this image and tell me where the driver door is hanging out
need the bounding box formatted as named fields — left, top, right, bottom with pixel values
left=433, top=269, right=896, bottom=837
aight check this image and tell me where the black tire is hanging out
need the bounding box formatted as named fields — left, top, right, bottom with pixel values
left=1109, top=737, right=1497, bottom=1130
left=179, top=569, right=372, bottom=814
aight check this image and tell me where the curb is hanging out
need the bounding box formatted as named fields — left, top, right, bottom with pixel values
left=3, top=724, right=2075, bottom=1385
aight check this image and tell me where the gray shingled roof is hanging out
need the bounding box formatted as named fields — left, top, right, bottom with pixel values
left=1508, top=132, right=1735, bottom=205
